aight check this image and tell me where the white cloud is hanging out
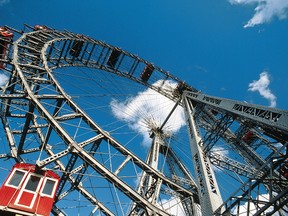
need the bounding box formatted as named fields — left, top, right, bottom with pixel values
left=228, top=0, right=288, bottom=27
left=160, top=197, right=186, bottom=216
left=248, top=71, right=276, bottom=107
left=231, top=193, right=281, bottom=215
left=231, top=201, right=257, bottom=215
left=213, top=146, right=229, bottom=157
left=160, top=198, right=202, bottom=216
left=0, top=73, right=9, bottom=87
left=210, top=147, right=230, bottom=173
left=110, top=80, right=185, bottom=146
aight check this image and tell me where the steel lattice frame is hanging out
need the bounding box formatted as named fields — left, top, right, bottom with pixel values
left=0, top=25, right=287, bottom=215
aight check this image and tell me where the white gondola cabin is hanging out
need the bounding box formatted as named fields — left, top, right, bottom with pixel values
left=0, top=163, right=60, bottom=216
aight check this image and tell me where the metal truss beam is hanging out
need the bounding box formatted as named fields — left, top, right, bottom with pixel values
left=209, top=152, right=259, bottom=178
left=216, top=142, right=288, bottom=215
left=183, top=93, right=224, bottom=215
left=2, top=25, right=287, bottom=216
left=185, top=91, right=288, bottom=132
left=6, top=30, right=195, bottom=215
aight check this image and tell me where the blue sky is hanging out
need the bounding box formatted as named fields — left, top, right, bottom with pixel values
left=0, top=0, right=288, bottom=214
left=1, top=0, right=288, bottom=110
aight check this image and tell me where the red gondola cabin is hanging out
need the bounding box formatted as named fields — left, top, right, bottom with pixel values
left=140, top=64, right=154, bottom=82
left=34, top=25, right=48, bottom=31
left=107, top=49, right=121, bottom=68
left=0, top=26, right=13, bottom=69
left=0, top=163, right=60, bottom=216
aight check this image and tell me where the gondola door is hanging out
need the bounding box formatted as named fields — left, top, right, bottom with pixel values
left=14, top=173, right=43, bottom=209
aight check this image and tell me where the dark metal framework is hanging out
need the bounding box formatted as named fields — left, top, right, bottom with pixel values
left=0, top=24, right=287, bottom=215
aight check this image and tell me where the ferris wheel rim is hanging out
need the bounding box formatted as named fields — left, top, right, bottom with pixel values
left=0, top=27, right=198, bottom=215
left=1, top=25, right=286, bottom=216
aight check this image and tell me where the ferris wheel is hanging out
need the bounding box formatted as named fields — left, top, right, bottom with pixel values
left=0, top=24, right=287, bottom=216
